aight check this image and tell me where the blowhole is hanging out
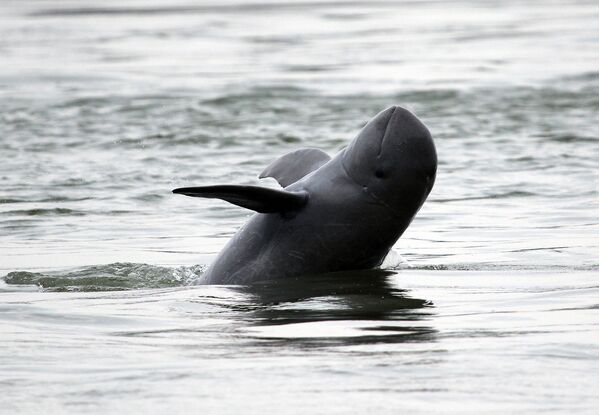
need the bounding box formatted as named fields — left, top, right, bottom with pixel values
left=375, top=169, right=385, bottom=178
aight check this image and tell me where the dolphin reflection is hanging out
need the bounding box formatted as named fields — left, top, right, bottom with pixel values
left=232, top=270, right=437, bottom=345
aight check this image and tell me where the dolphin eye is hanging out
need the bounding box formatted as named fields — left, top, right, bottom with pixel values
left=375, top=169, right=385, bottom=179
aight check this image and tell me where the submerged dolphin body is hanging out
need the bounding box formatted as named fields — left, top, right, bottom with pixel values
left=174, top=106, right=437, bottom=284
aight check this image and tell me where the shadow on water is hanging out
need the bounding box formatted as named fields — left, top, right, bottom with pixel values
left=231, top=270, right=437, bottom=346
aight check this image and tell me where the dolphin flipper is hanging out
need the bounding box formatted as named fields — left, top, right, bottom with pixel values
left=259, top=148, right=331, bottom=187
left=173, top=185, right=308, bottom=213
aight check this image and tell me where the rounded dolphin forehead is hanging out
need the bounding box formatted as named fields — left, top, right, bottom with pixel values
left=342, top=106, right=434, bottom=172
left=380, top=108, right=436, bottom=172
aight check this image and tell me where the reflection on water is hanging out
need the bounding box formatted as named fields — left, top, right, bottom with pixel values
left=236, top=270, right=436, bottom=345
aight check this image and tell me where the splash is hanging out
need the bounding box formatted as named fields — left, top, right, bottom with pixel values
left=2, top=262, right=205, bottom=292
left=380, top=249, right=411, bottom=270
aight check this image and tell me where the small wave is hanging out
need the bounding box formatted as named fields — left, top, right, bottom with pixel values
left=30, top=2, right=382, bottom=17
left=283, top=64, right=340, bottom=73
left=2, top=263, right=205, bottom=292
left=395, top=88, right=459, bottom=102
left=201, top=86, right=311, bottom=106
left=558, top=71, right=599, bottom=83
left=433, top=190, right=536, bottom=203
left=2, top=208, right=85, bottom=216
left=408, top=263, right=599, bottom=272
left=547, top=134, right=597, bottom=143
left=0, top=196, right=91, bottom=204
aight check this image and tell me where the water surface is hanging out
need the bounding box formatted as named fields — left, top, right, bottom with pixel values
left=1, top=0, right=598, bottom=413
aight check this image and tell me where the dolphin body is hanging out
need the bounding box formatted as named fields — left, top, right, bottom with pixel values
left=174, top=106, right=437, bottom=285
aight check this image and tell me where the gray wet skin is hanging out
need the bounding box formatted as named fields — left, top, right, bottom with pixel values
left=173, top=106, right=437, bottom=284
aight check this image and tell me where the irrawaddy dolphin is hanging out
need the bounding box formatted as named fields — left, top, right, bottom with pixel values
left=173, top=106, right=437, bottom=285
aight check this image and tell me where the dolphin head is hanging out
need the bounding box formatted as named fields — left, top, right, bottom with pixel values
left=341, top=106, right=437, bottom=215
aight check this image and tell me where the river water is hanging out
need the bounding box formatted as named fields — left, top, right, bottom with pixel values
left=1, top=0, right=598, bottom=413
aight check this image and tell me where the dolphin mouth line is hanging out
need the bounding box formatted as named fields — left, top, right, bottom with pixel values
left=364, top=187, right=404, bottom=218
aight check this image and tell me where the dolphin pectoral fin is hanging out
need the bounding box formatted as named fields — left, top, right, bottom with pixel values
left=259, top=148, right=331, bottom=187
left=172, top=185, right=308, bottom=213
